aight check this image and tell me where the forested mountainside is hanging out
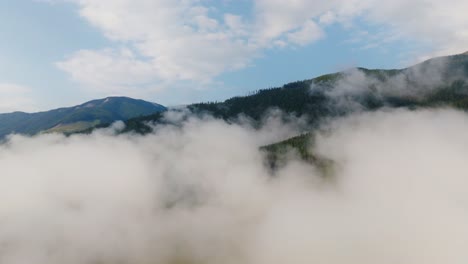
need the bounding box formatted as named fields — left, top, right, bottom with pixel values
left=109, top=53, right=468, bottom=168
left=7, top=53, right=468, bottom=166
left=119, top=52, right=468, bottom=133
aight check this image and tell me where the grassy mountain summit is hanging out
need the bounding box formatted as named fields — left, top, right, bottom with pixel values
left=0, top=96, right=166, bottom=138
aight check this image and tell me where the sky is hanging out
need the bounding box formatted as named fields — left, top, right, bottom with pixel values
left=0, top=0, right=467, bottom=113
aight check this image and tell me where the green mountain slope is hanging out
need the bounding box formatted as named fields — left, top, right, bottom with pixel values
left=118, top=52, right=468, bottom=134
left=6, top=52, right=468, bottom=167
left=0, top=97, right=166, bottom=138
left=106, top=52, right=468, bottom=170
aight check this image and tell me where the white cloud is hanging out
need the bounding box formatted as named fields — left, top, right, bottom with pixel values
left=349, top=0, right=468, bottom=59
left=254, top=0, right=468, bottom=59
left=55, top=0, right=333, bottom=94
left=56, top=48, right=159, bottom=95
left=286, top=20, right=324, bottom=46
left=252, top=0, right=335, bottom=45
left=318, top=11, right=337, bottom=25
left=3, top=109, right=468, bottom=263
left=57, top=0, right=257, bottom=94
left=0, top=83, right=37, bottom=113
left=54, top=0, right=468, bottom=95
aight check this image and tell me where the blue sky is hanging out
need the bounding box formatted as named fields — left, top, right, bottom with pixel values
left=0, top=0, right=466, bottom=112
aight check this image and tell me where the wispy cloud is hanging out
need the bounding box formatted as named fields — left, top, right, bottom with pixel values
left=52, top=0, right=468, bottom=96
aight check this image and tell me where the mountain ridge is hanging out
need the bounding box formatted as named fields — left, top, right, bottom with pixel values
left=107, top=52, right=468, bottom=163
left=0, top=96, right=166, bottom=138
left=3, top=52, right=468, bottom=142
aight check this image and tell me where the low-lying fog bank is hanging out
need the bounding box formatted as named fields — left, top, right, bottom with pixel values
left=1, top=108, right=468, bottom=263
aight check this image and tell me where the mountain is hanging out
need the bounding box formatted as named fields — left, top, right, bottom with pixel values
left=0, top=97, right=166, bottom=138
left=116, top=52, right=468, bottom=134
left=4, top=52, right=468, bottom=165
left=97, top=52, right=468, bottom=168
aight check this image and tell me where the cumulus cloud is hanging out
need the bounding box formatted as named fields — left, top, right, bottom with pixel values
left=56, top=0, right=257, bottom=94
left=53, top=0, right=332, bottom=94
left=1, top=108, right=468, bottom=263
left=52, top=0, right=468, bottom=96
left=0, top=83, right=37, bottom=113
left=286, top=20, right=324, bottom=46
left=56, top=48, right=160, bottom=95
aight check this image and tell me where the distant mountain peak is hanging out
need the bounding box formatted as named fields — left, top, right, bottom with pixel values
left=0, top=97, right=166, bottom=138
